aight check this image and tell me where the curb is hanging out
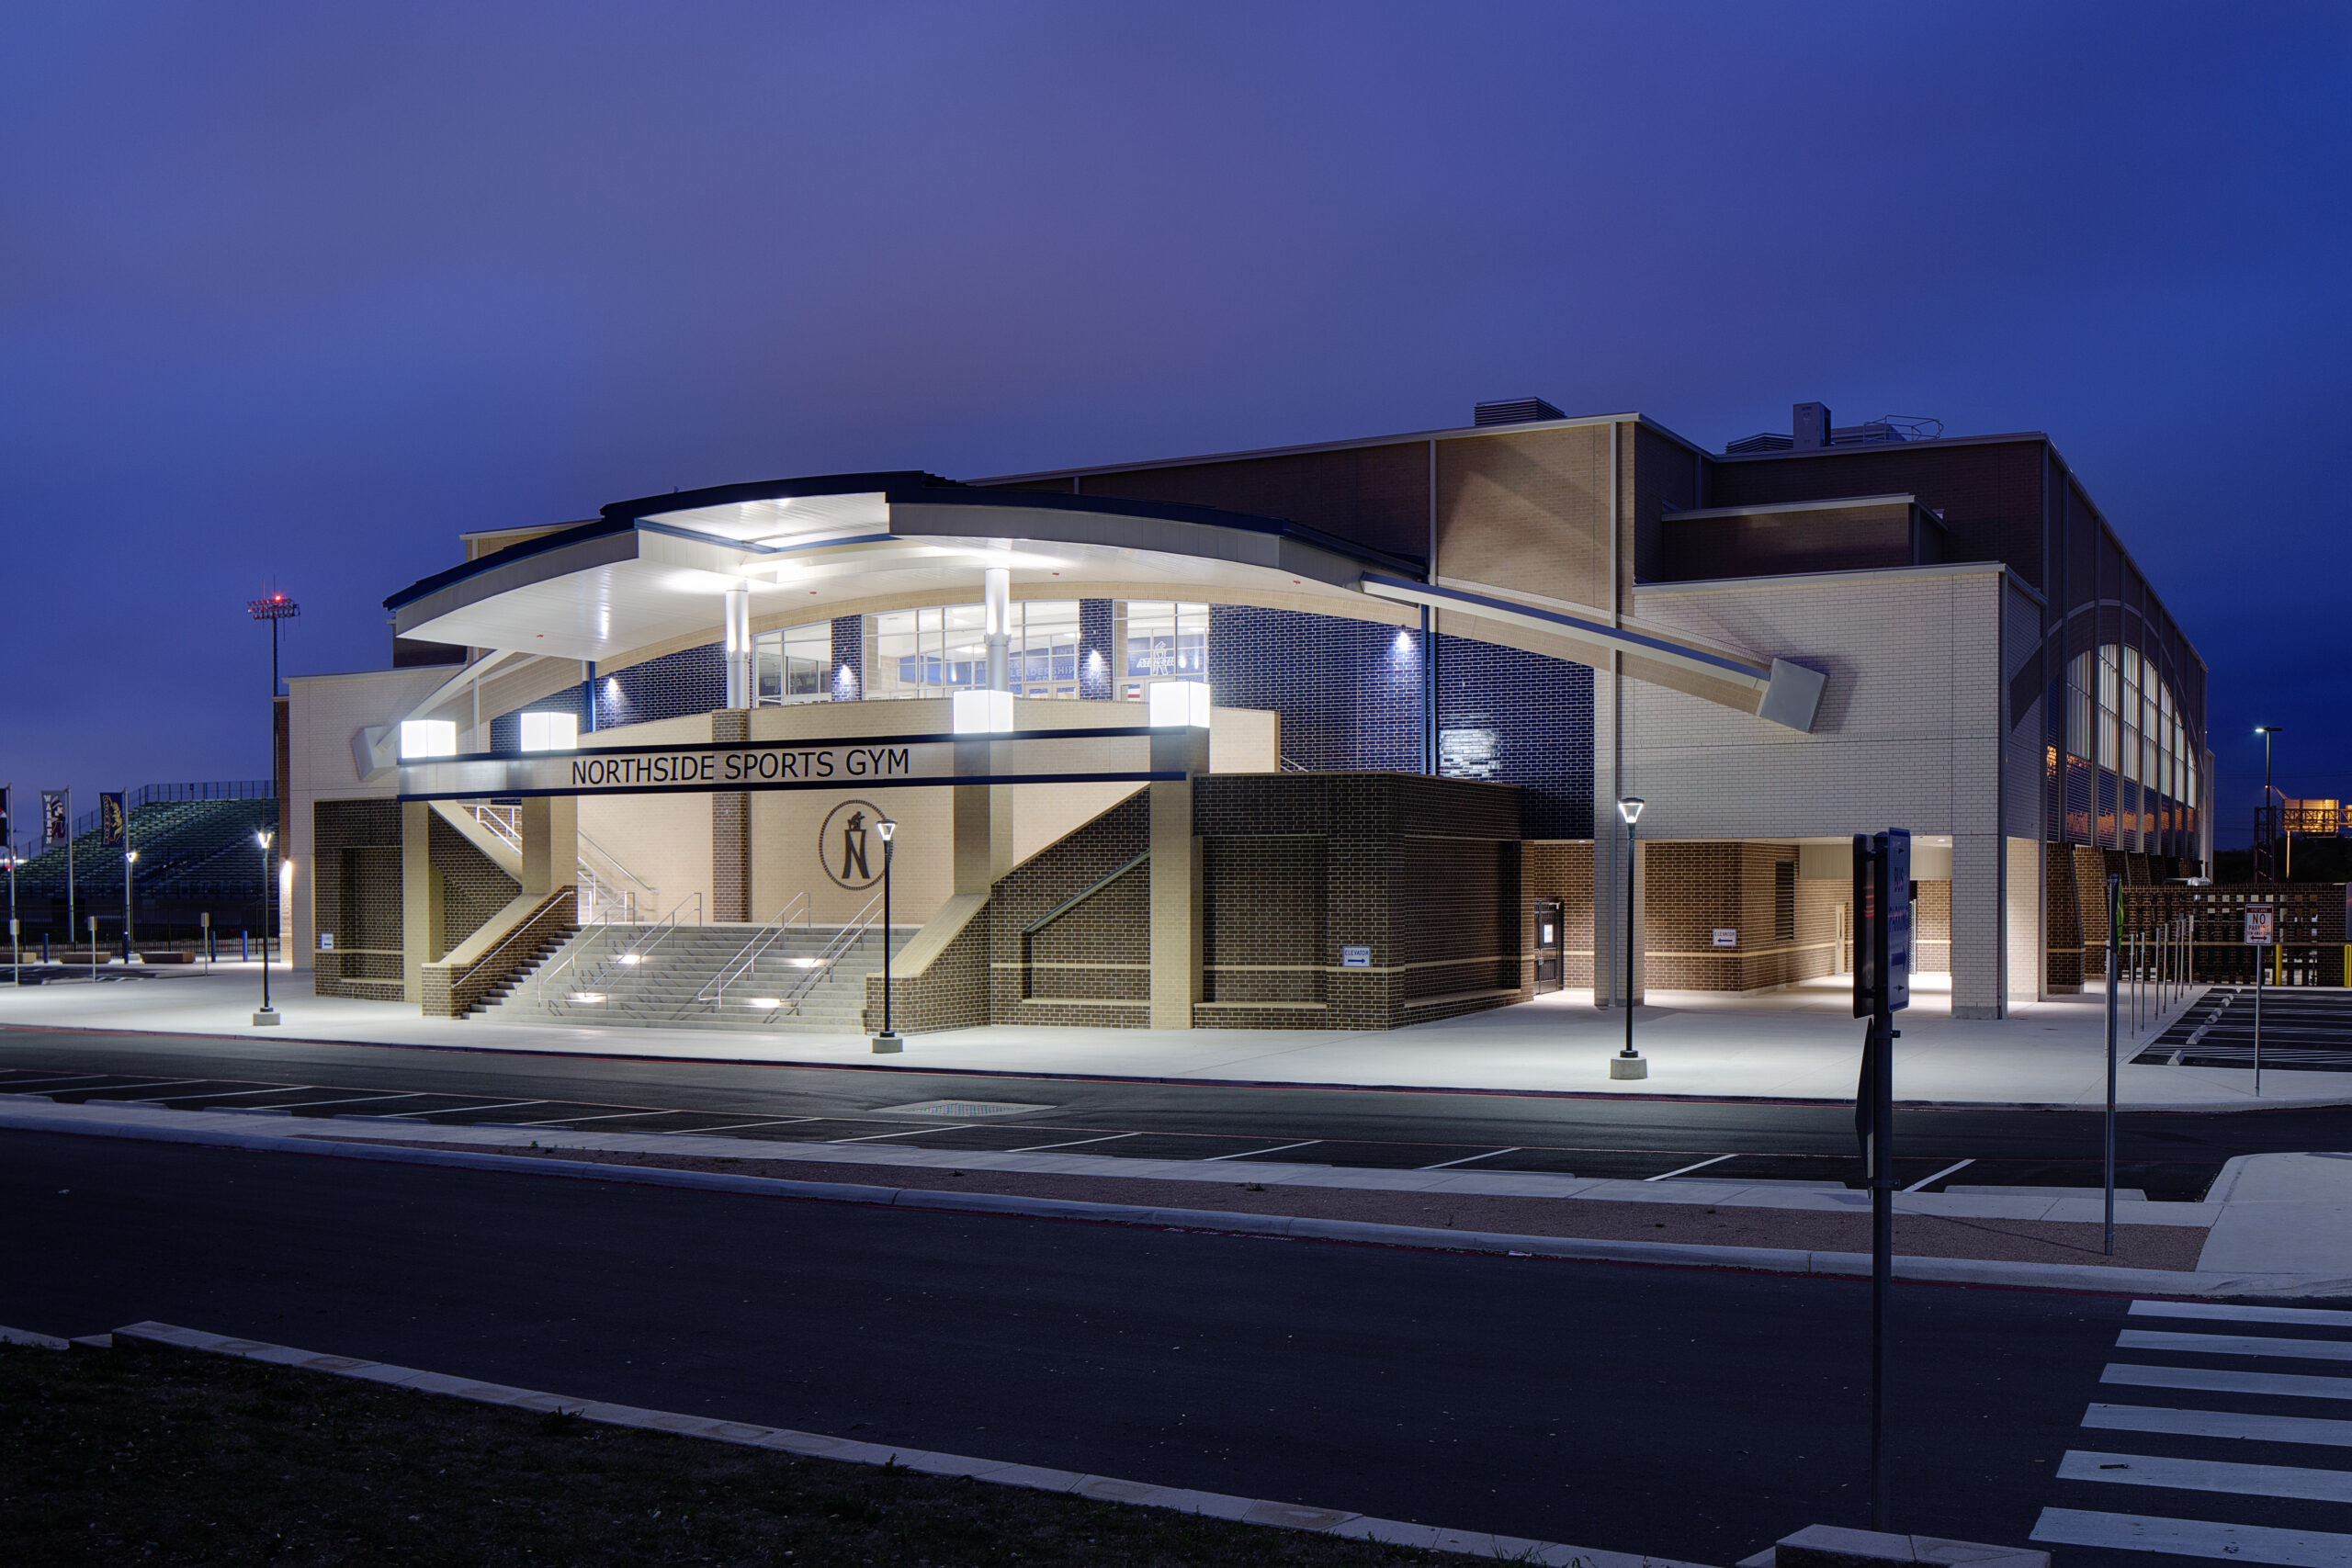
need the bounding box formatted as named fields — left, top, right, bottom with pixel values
left=95, top=1320, right=1710, bottom=1568
left=5, top=1105, right=2342, bottom=1297
left=9, top=1021, right=2348, bottom=1113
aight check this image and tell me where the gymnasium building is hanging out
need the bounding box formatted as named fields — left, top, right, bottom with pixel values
left=282, top=397, right=2210, bottom=1037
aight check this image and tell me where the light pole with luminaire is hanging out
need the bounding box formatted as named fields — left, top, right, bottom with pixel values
left=123, top=848, right=138, bottom=961
left=254, top=829, right=279, bottom=1026
left=2254, top=725, right=2284, bottom=886
left=1612, top=797, right=1647, bottom=1079
left=870, top=817, right=900, bottom=1054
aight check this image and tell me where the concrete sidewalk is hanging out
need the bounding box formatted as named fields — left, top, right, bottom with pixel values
left=0, top=962, right=2337, bottom=1110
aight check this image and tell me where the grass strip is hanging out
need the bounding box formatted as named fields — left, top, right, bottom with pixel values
left=0, top=1339, right=1476, bottom=1567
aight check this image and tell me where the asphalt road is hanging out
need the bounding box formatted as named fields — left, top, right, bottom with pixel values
left=2, top=1127, right=2144, bottom=1564
left=0, top=1023, right=2337, bottom=1200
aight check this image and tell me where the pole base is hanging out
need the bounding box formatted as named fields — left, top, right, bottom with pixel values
left=1609, top=1053, right=1647, bottom=1080
left=870, top=1032, right=903, bottom=1055
left=252, top=1008, right=281, bottom=1027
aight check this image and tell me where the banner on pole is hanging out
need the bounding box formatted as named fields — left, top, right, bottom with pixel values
left=98, top=793, right=127, bottom=850
left=40, top=792, right=66, bottom=846
left=0, top=785, right=9, bottom=848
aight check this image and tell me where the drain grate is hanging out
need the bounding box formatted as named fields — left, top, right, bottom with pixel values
left=867, top=1100, right=1056, bottom=1119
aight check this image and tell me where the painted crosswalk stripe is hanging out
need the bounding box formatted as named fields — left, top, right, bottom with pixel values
left=2104, top=1362, right=2352, bottom=1403
left=2059, top=1449, right=2352, bottom=1504
left=2132, top=1301, right=2352, bottom=1330
left=2032, top=1506, right=2352, bottom=1566
left=2120, top=1329, right=2352, bottom=1364
left=2085, top=1403, right=2352, bottom=1449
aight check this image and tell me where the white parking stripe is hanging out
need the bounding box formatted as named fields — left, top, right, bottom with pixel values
left=682, top=1118, right=821, bottom=1134
left=2119, top=1329, right=2352, bottom=1364
left=2033, top=1506, right=2352, bottom=1566
left=505, top=1109, right=685, bottom=1127
left=1008, top=1133, right=1139, bottom=1153
left=2132, top=1301, right=2352, bottom=1329
left=2085, top=1403, right=2352, bottom=1449
left=1902, top=1158, right=1974, bottom=1192
left=380, top=1100, right=547, bottom=1120
left=2104, top=1362, right=2352, bottom=1403
left=2060, top=1449, right=2352, bottom=1504
left=127, top=1085, right=311, bottom=1103
left=1204, top=1140, right=1321, bottom=1163
left=260, top=1091, right=426, bottom=1111
left=1645, top=1154, right=1737, bottom=1181
left=1419, top=1147, right=1520, bottom=1170
left=827, top=1127, right=941, bottom=1145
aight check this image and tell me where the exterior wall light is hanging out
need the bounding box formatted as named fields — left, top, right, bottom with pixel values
left=1148, top=680, right=1211, bottom=728
left=399, top=719, right=457, bottom=760
left=519, top=712, right=577, bottom=752
left=952, top=689, right=1014, bottom=735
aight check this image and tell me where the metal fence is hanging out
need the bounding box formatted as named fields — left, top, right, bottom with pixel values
left=2120, top=883, right=2346, bottom=987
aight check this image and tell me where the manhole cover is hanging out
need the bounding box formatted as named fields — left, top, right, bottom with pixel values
left=869, top=1100, right=1055, bottom=1119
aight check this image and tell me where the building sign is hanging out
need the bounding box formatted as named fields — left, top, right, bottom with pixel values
left=398, top=726, right=1192, bottom=803
left=317, top=931, right=335, bottom=952
left=1340, top=945, right=1371, bottom=968
left=820, top=800, right=887, bottom=890
left=2245, top=905, right=2275, bottom=946
left=1713, top=929, right=1736, bottom=949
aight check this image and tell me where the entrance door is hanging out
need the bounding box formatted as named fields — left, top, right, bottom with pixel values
left=1533, top=897, right=1565, bottom=993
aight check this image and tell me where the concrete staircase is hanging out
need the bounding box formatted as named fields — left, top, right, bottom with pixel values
left=478, top=921, right=917, bottom=1034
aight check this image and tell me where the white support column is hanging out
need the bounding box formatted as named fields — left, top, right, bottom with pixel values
left=723, top=587, right=753, bottom=709
left=1951, top=832, right=2006, bottom=1019
left=983, top=567, right=1011, bottom=693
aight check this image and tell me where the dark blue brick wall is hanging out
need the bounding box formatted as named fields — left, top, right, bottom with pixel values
left=830, top=615, right=864, bottom=700
left=1435, top=633, right=1592, bottom=839
left=1207, top=604, right=1592, bottom=838
left=590, top=645, right=724, bottom=736
left=1079, top=599, right=1115, bottom=700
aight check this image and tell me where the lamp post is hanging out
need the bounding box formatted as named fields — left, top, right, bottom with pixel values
left=1611, top=797, right=1647, bottom=1080
left=2254, top=725, right=2283, bottom=886
left=254, top=829, right=279, bottom=1026
left=123, top=848, right=138, bottom=962
left=870, top=817, right=900, bottom=1054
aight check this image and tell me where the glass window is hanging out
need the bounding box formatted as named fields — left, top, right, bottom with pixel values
left=1124, top=601, right=1209, bottom=682
left=752, top=622, right=831, bottom=704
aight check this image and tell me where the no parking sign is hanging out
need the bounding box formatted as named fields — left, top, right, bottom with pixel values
left=2245, top=905, right=2275, bottom=946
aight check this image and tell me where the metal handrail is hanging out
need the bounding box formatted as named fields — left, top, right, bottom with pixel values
left=579, top=829, right=655, bottom=903
left=469, top=802, right=522, bottom=852
left=694, top=891, right=810, bottom=1013
left=765, top=889, right=888, bottom=1020
left=447, top=886, right=578, bottom=1015
left=1023, top=852, right=1148, bottom=935
left=538, top=891, right=703, bottom=1013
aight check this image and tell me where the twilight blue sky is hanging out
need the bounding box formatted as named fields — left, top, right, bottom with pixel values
left=4, top=2, right=2346, bottom=848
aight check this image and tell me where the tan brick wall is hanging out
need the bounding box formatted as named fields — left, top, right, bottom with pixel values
left=1523, top=841, right=1596, bottom=987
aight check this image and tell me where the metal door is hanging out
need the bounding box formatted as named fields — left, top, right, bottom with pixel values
left=1533, top=897, right=1565, bottom=992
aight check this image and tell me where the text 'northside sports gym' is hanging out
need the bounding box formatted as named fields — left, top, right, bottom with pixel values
left=281, top=396, right=2211, bottom=1045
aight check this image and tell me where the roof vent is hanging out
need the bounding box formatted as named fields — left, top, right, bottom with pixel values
left=1474, top=397, right=1566, bottom=426
left=1724, top=432, right=1794, bottom=455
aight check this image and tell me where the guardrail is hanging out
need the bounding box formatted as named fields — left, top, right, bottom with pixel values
left=760, top=889, right=886, bottom=1021
left=433, top=886, right=579, bottom=1018
left=537, top=891, right=703, bottom=1015
left=691, top=892, right=809, bottom=1016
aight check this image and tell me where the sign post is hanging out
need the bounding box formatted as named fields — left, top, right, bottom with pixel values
left=2246, top=903, right=2275, bottom=1096
left=2104, top=874, right=2120, bottom=1256
left=1851, top=828, right=1909, bottom=1533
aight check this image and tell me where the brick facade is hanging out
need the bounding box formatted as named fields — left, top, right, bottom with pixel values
left=312, top=799, right=403, bottom=999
